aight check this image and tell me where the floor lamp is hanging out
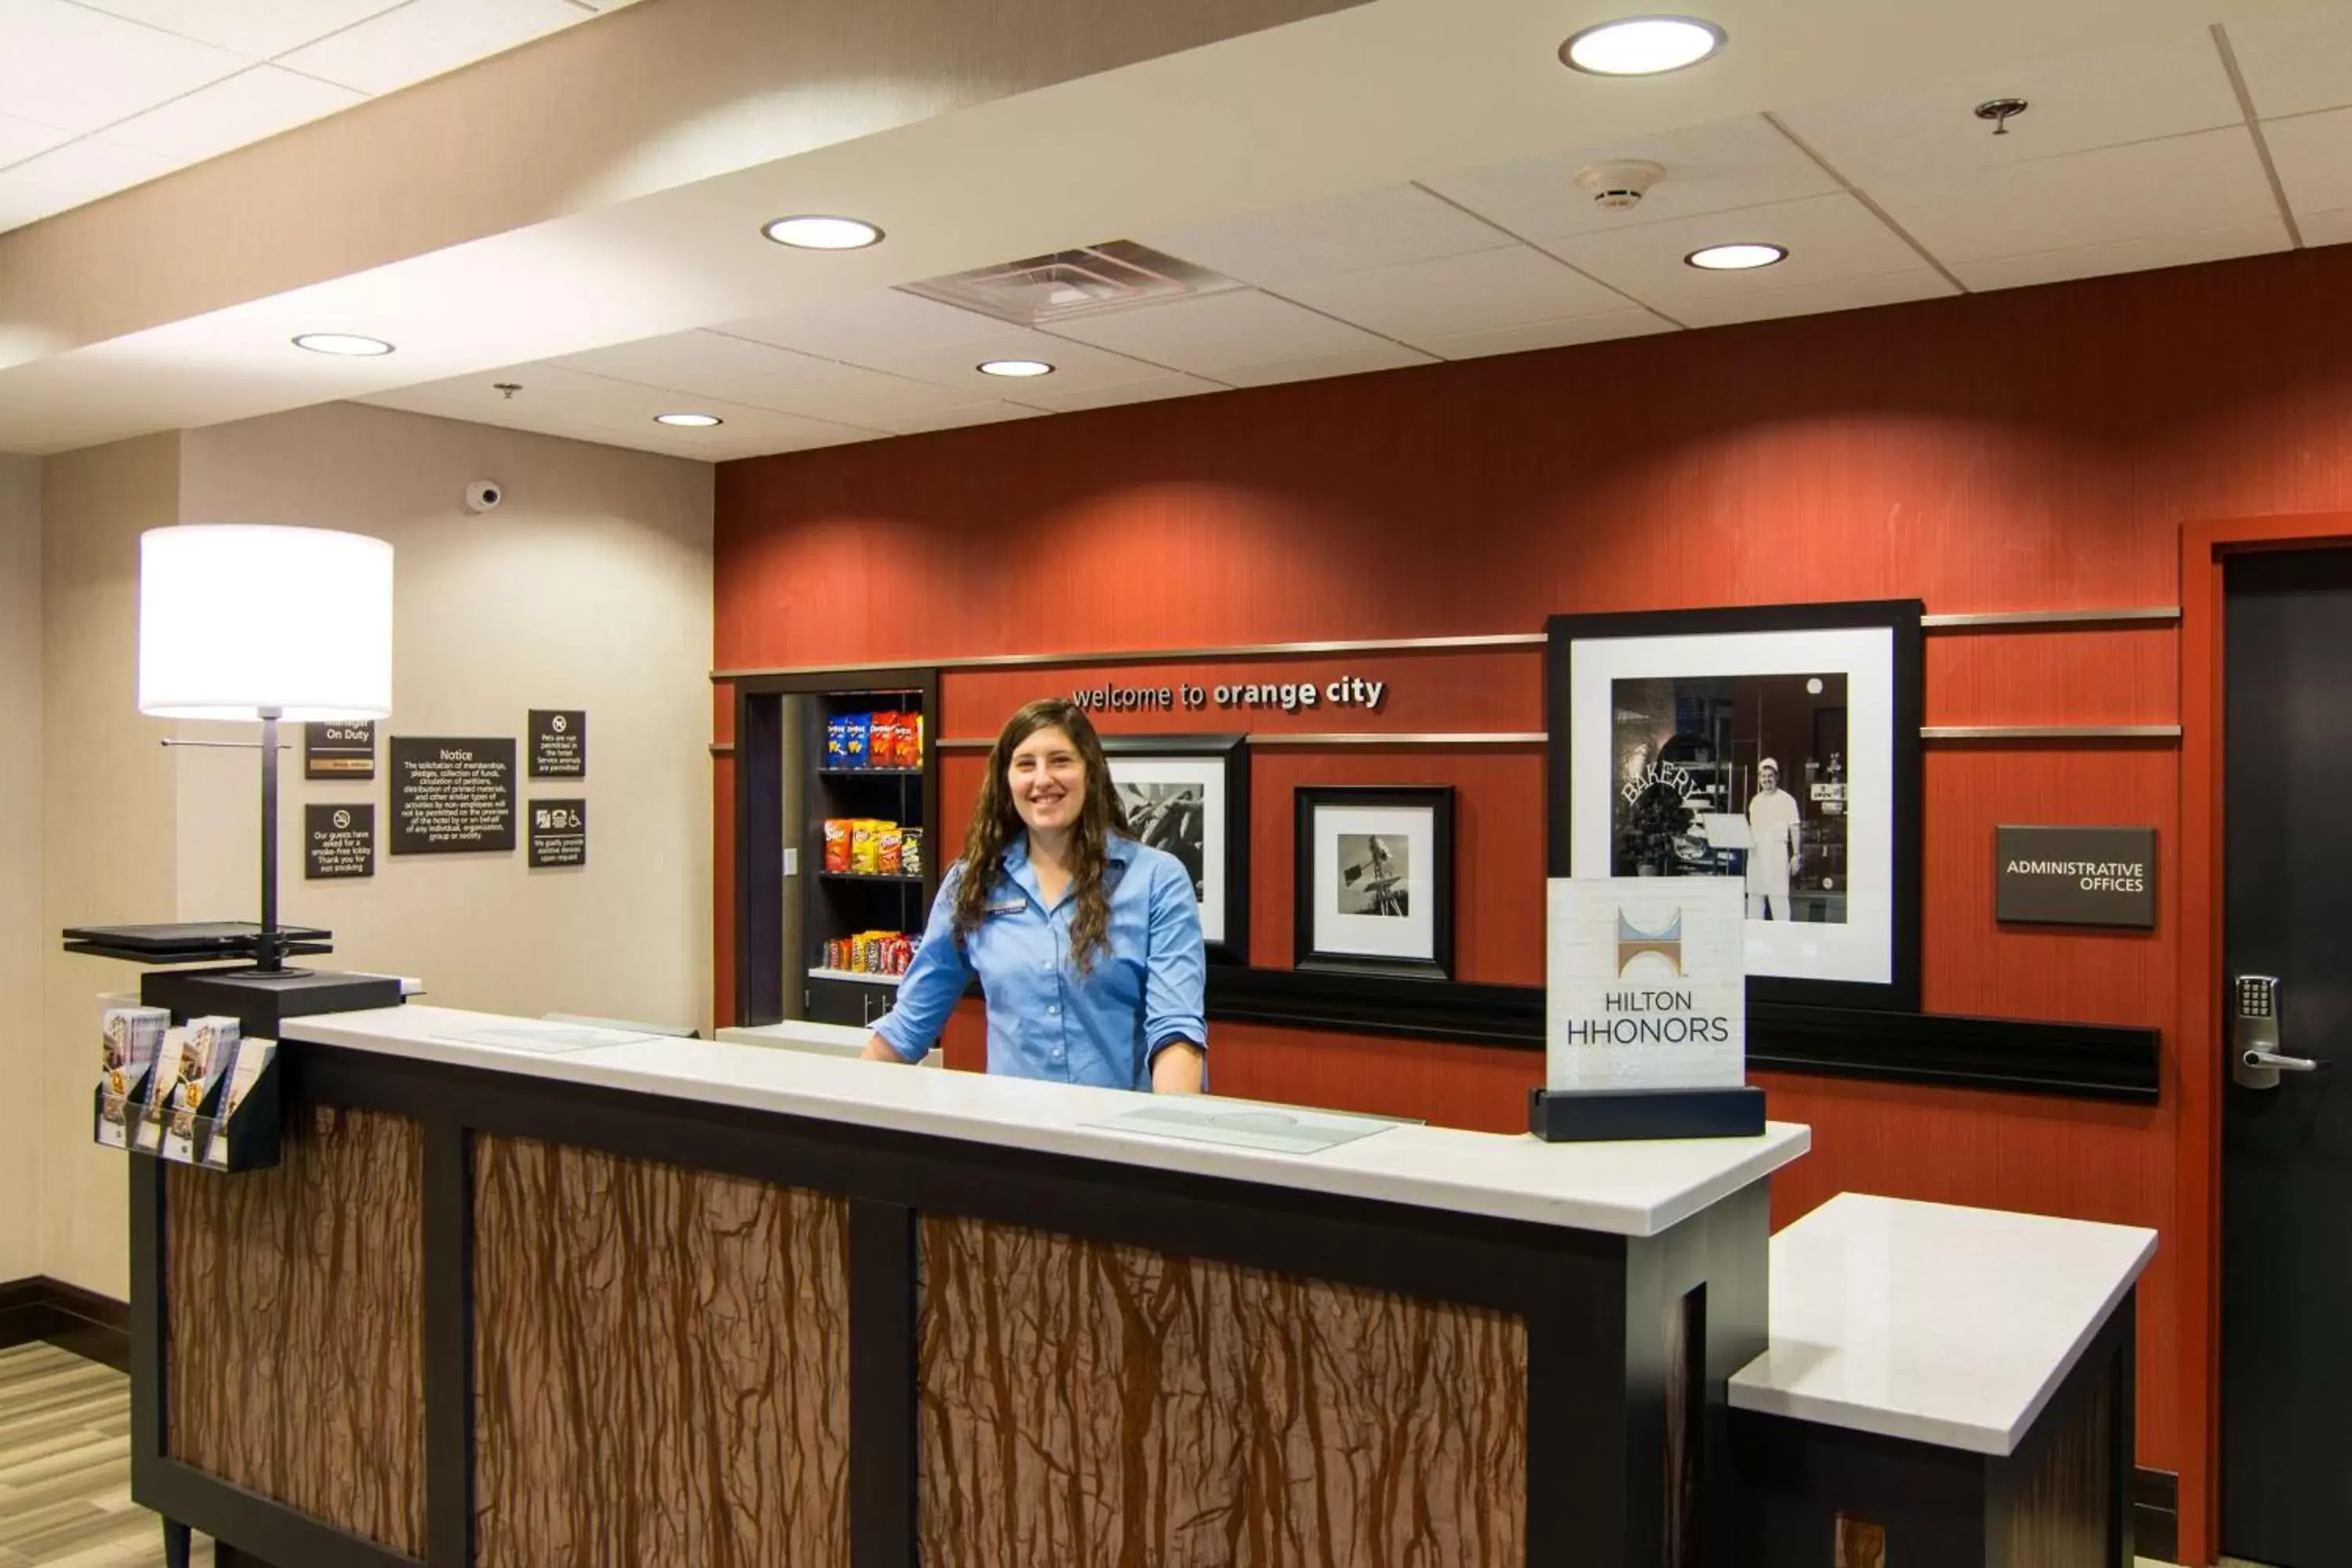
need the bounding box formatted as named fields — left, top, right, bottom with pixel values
left=136, top=525, right=405, bottom=1026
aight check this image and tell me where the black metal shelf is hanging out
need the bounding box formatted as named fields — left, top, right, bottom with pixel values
left=818, top=872, right=924, bottom=885
left=818, top=768, right=924, bottom=777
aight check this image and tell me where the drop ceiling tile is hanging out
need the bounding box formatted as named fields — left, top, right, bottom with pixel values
left=552, top=331, right=985, bottom=424
left=0, top=137, right=182, bottom=233
left=1777, top=28, right=2240, bottom=184
left=1050, top=289, right=1408, bottom=379
left=1952, top=219, right=2290, bottom=292
left=1011, top=372, right=1225, bottom=415
left=1416, top=309, right=1676, bottom=361
left=1540, top=193, right=1923, bottom=317
left=2223, top=5, right=2352, bottom=119
left=1278, top=245, right=1628, bottom=342
left=0, top=113, right=74, bottom=169
left=368, top=364, right=882, bottom=452
left=1220, top=343, right=1436, bottom=389
left=2300, top=208, right=2352, bottom=248
left=1673, top=269, right=1957, bottom=330
left=2263, top=106, right=2352, bottom=229
left=1423, top=116, right=1839, bottom=244
left=0, top=0, right=245, bottom=133
left=853, top=325, right=1181, bottom=397
left=717, top=290, right=1011, bottom=362
left=1141, top=184, right=1510, bottom=286
left=72, top=0, right=410, bottom=60
left=870, top=402, right=1047, bottom=437
left=1864, top=126, right=2280, bottom=265
left=103, top=65, right=362, bottom=162
left=276, top=0, right=596, bottom=95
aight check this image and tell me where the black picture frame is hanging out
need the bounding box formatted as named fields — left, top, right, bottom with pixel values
left=1544, top=600, right=1924, bottom=1013
left=1100, top=733, right=1250, bottom=965
left=1293, top=786, right=1455, bottom=981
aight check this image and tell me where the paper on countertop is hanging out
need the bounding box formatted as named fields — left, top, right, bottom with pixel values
left=1090, top=1102, right=1402, bottom=1156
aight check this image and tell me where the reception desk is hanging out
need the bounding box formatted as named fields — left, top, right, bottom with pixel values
left=128, top=1004, right=1807, bottom=1568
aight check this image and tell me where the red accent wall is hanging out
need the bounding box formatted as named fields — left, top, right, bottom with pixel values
left=713, top=242, right=2352, bottom=1555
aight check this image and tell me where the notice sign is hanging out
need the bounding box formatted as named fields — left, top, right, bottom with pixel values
left=530, top=710, right=585, bottom=778
left=303, top=721, right=376, bottom=780
left=305, top=804, right=374, bottom=880
left=1996, top=826, right=2157, bottom=928
left=390, top=737, right=516, bottom=855
left=528, top=799, right=586, bottom=869
left=1546, top=877, right=1745, bottom=1092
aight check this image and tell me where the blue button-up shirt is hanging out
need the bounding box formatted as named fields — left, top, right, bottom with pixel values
left=871, top=833, right=1206, bottom=1091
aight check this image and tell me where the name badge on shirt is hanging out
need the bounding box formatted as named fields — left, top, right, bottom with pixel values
left=985, top=898, right=1026, bottom=918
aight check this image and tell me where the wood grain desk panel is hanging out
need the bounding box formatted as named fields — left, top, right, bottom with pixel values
left=471, top=1135, right=851, bottom=1568
left=164, top=1105, right=426, bottom=1555
left=916, top=1214, right=1526, bottom=1566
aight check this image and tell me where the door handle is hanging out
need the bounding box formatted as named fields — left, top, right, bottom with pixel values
left=2241, top=1047, right=2325, bottom=1073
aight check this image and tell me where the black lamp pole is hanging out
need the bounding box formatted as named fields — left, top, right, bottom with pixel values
left=258, top=706, right=282, bottom=975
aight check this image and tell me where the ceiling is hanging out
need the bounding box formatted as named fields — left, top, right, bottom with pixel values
left=0, top=0, right=2344, bottom=461
left=0, top=0, right=642, bottom=234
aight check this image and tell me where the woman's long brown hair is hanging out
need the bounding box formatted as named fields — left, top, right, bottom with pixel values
left=951, top=699, right=1131, bottom=971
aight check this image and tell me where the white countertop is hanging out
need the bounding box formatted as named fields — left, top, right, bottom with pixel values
left=1728, top=1192, right=2155, bottom=1454
left=281, top=1004, right=1808, bottom=1237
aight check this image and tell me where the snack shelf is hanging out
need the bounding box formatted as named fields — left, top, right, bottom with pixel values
left=818, top=768, right=924, bottom=777
left=808, top=967, right=906, bottom=986
left=819, top=872, right=925, bottom=884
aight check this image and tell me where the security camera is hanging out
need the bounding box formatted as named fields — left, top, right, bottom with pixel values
left=463, top=480, right=503, bottom=514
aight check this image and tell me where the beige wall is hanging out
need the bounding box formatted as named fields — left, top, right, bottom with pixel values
left=31, top=406, right=712, bottom=1298
left=174, top=404, right=714, bottom=1031
left=0, top=454, right=40, bottom=1283
left=39, top=435, right=181, bottom=1297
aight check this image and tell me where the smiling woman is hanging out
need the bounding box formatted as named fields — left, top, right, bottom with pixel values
left=860, top=698, right=1207, bottom=1093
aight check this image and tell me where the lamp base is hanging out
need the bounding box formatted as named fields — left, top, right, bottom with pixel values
left=140, top=966, right=404, bottom=1037
left=1527, top=1085, right=1766, bottom=1142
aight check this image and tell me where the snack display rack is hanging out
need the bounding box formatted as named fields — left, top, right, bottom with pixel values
left=804, top=685, right=937, bottom=1026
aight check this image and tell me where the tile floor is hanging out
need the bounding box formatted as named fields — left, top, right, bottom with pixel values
left=0, top=1337, right=2207, bottom=1567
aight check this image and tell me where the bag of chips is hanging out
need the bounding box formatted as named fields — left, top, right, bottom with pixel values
left=843, top=713, right=873, bottom=768
left=851, top=819, right=884, bottom=875
left=871, top=711, right=902, bottom=768
left=900, top=827, right=924, bottom=878
left=877, top=826, right=903, bottom=876
left=826, top=716, right=851, bottom=768
left=822, top=819, right=851, bottom=873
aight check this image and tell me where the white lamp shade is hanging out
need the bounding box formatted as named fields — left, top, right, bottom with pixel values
left=139, top=525, right=394, bottom=721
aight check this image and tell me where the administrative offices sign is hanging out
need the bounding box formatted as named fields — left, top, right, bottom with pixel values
left=390, top=737, right=516, bottom=854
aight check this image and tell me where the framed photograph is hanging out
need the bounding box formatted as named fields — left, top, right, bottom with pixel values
left=1293, top=786, right=1455, bottom=980
left=1102, top=733, right=1250, bottom=964
left=1545, top=601, right=1923, bottom=1011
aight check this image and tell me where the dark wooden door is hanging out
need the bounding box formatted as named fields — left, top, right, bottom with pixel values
left=2222, top=547, right=2352, bottom=1568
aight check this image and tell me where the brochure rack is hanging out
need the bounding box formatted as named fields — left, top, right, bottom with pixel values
left=92, top=1049, right=283, bottom=1173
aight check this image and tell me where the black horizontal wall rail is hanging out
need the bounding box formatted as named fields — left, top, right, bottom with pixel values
left=1204, top=967, right=2160, bottom=1104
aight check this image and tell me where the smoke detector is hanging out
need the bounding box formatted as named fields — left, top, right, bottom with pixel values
left=1575, top=159, right=1666, bottom=211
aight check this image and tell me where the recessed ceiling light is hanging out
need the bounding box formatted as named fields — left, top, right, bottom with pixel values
left=1559, top=16, right=1725, bottom=75
left=977, top=359, right=1054, bottom=378
left=762, top=214, right=883, bottom=250
left=293, top=332, right=394, bottom=357
left=655, top=412, right=724, bottom=427
left=1686, top=242, right=1787, bottom=270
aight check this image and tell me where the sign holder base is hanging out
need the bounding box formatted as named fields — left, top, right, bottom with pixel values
left=1529, top=1084, right=1766, bottom=1142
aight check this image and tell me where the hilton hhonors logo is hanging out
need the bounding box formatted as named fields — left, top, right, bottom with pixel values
left=1617, top=909, right=1683, bottom=976
left=1549, top=878, right=1746, bottom=1092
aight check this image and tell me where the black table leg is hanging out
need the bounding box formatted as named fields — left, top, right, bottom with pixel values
left=162, top=1519, right=191, bottom=1568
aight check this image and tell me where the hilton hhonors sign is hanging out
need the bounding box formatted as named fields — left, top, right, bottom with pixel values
left=1995, top=826, right=2158, bottom=928
left=1546, top=877, right=1745, bottom=1092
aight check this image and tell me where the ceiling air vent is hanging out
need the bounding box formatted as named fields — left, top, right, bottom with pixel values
left=897, top=240, right=1240, bottom=327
